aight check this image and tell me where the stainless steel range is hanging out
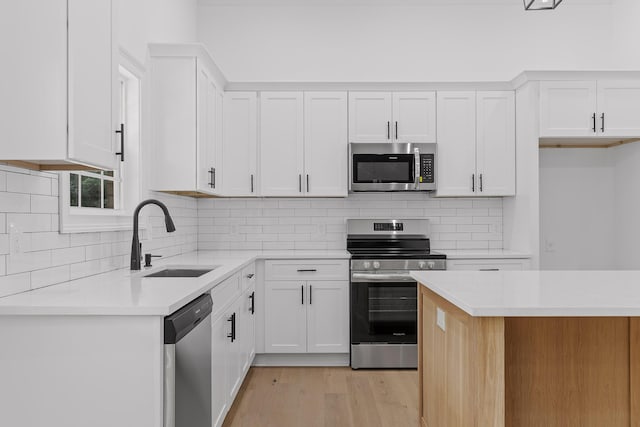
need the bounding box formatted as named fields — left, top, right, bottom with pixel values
left=347, top=219, right=446, bottom=369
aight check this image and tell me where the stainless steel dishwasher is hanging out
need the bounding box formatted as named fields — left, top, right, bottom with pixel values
left=164, top=293, right=213, bottom=427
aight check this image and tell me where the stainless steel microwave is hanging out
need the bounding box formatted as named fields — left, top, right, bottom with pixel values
left=349, top=143, right=437, bottom=192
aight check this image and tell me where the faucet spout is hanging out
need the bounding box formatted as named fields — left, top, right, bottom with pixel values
left=131, top=199, right=176, bottom=270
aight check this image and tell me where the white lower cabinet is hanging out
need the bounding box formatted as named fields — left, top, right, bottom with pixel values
left=446, top=258, right=531, bottom=271
left=264, top=260, right=349, bottom=354
left=210, top=264, right=256, bottom=427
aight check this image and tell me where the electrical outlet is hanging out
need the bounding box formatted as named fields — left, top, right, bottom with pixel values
left=8, top=223, right=23, bottom=255
left=544, top=239, right=556, bottom=253
left=436, top=307, right=446, bottom=331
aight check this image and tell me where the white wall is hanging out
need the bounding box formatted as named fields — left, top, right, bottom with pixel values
left=118, top=0, right=198, bottom=65
left=612, top=143, right=640, bottom=269
left=539, top=149, right=616, bottom=270
left=611, top=0, right=640, bottom=69
left=197, top=1, right=613, bottom=82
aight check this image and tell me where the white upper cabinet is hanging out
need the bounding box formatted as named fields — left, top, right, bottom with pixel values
left=223, top=92, right=258, bottom=196
left=349, top=92, right=436, bottom=143
left=260, top=92, right=305, bottom=196
left=304, top=92, right=348, bottom=197
left=437, top=91, right=515, bottom=197
left=476, top=91, right=516, bottom=196
left=436, top=92, right=477, bottom=197
left=540, top=80, right=640, bottom=138
left=259, top=91, right=348, bottom=197
left=392, top=92, right=437, bottom=143
left=1, top=0, right=119, bottom=170
left=149, top=45, right=224, bottom=196
left=349, top=92, right=393, bottom=142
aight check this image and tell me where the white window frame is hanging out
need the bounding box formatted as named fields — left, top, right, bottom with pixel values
left=59, top=50, right=144, bottom=233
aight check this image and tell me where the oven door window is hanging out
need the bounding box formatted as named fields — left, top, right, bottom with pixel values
left=352, top=154, right=415, bottom=184
left=351, top=281, right=417, bottom=344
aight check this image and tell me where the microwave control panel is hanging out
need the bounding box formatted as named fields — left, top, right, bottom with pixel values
left=420, top=154, right=435, bottom=183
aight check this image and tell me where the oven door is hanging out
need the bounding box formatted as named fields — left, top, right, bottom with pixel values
left=350, top=272, right=417, bottom=344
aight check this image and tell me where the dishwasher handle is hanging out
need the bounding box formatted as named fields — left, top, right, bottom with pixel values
left=164, top=294, right=213, bottom=344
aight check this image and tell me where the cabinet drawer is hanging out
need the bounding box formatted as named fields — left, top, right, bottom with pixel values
left=447, top=259, right=531, bottom=271
left=265, top=260, right=349, bottom=281
left=241, top=263, right=256, bottom=292
left=210, top=273, right=240, bottom=318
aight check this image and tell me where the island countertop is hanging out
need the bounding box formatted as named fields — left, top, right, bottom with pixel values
left=411, top=270, right=640, bottom=317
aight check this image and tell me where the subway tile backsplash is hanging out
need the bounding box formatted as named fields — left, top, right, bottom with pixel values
left=197, top=193, right=503, bottom=252
left=0, top=163, right=503, bottom=298
left=0, top=164, right=197, bottom=298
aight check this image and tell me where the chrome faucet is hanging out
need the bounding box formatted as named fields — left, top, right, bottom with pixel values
left=130, top=199, right=176, bottom=270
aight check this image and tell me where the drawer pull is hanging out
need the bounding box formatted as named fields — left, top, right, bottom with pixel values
left=479, top=268, right=500, bottom=271
left=297, top=269, right=317, bottom=272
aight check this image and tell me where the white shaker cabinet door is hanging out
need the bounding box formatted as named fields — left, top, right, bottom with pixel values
left=197, top=65, right=219, bottom=194
left=226, top=298, right=244, bottom=403
left=264, top=281, right=307, bottom=353
left=223, top=92, right=258, bottom=196
left=476, top=91, right=515, bottom=196
left=306, top=281, right=349, bottom=353
left=436, top=92, right=477, bottom=197
left=392, top=92, right=437, bottom=143
left=240, top=286, right=256, bottom=374
left=304, top=92, right=348, bottom=197
left=260, top=92, right=304, bottom=196
left=539, top=81, right=597, bottom=137
left=68, top=0, right=118, bottom=170
left=349, top=92, right=393, bottom=142
left=211, top=313, right=229, bottom=427
left=597, top=80, right=640, bottom=137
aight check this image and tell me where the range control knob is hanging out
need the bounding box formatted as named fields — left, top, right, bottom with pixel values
left=418, top=261, right=427, bottom=269
left=427, top=261, right=436, bottom=270
left=372, top=261, right=381, bottom=270
left=363, top=261, right=371, bottom=269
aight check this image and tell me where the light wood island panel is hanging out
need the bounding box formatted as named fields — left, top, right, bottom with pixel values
left=419, top=285, right=639, bottom=427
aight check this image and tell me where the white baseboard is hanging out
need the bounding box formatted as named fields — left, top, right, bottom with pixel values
left=252, top=353, right=350, bottom=367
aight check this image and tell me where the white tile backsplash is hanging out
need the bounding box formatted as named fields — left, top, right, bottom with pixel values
left=0, top=164, right=198, bottom=298
left=197, top=193, right=503, bottom=251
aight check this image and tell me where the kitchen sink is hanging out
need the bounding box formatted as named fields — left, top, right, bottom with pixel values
left=144, top=267, right=217, bottom=278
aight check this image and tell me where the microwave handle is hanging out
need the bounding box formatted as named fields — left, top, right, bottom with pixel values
left=414, top=147, right=420, bottom=189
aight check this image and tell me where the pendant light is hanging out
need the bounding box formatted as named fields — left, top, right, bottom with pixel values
left=524, top=0, right=563, bottom=10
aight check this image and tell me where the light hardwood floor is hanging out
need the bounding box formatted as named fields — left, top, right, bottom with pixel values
left=222, top=367, right=419, bottom=427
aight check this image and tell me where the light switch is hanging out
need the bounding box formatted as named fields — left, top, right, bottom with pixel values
left=436, top=307, right=446, bottom=331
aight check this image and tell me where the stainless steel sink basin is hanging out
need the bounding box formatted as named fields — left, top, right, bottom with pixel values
left=144, top=268, right=215, bottom=278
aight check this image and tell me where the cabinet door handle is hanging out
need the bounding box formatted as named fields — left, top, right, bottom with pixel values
left=309, top=285, right=312, bottom=305
left=227, top=313, right=236, bottom=342
left=395, top=121, right=398, bottom=140
left=301, top=285, right=304, bottom=305
left=387, top=121, right=390, bottom=140
left=208, top=168, right=215, bottom=188
left=299, top=174, right=302, bottom=193
left=246, top=273, right=254, bottom=279
left=250, top=174, right=254, bottom=193
left=115, top=123, right=125, bottom=162
left=601, top=113, right=605, bottom=133
left=297, top=269, right=317, bottom=272
left=479, top=268, right=500, bottom=271
left=592, top=113, right=597, bottom=133
left=472, top=173, right=475, bottom=192
left=306, top=174, right=309, bottom=193
left=249, top=291, right=255, bottom=315
left=479, top=173, right=483, bottom=192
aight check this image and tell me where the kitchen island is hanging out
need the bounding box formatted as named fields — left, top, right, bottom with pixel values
left=412, top=270, right=640, bottom=427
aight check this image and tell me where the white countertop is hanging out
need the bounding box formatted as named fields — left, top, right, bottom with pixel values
left=443, top=250, right=530, bottom=259
left=412, top=270, right=640, bottom=317
left=0, top=250, right=350, bottom=316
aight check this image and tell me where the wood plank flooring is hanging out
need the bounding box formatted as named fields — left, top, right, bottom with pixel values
left=222, top=367, right=419, bottom=427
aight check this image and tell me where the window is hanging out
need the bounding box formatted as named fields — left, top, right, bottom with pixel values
left=59, top=52, right=143, bottom=233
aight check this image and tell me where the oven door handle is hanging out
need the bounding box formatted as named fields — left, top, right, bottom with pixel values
left=351, top=273, right=415, bottom=283
left=414, top=147, right=420, bottom=190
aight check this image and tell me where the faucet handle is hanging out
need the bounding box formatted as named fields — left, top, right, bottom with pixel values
left=144, top=253, right=162, bottom=268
